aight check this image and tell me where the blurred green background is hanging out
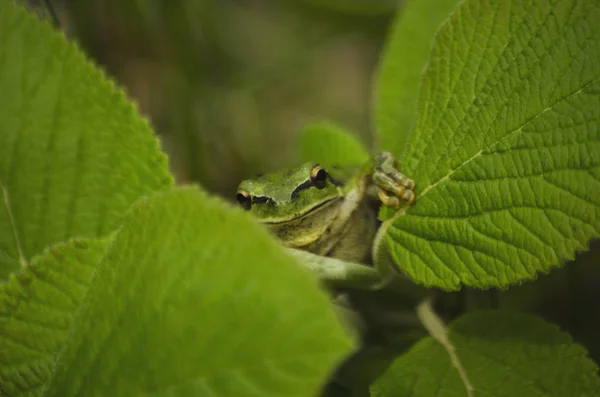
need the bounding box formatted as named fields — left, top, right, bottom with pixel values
left=42, top=0, right=398, bottom=197
left=24, top=0, right=600, bottom=369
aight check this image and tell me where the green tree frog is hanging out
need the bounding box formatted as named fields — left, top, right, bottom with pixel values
left=236, top=152, right=415, bottom=290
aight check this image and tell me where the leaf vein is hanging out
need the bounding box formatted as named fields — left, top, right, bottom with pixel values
left=36, top=59, right=64, bottom=249
left=388, top=230, right=451, bottom=285
left=0, top=331, right=50, bottom=355
left=408, top=204, right=594, bottom=226
left=416, top=0, right=547, bottom=183
left=462, top=347, right=557, bottom=396
left=507, top=208, right=555, bottom=253
left=450, top=165, right=600, bottom=184
left=0, top=182, right=27, bottom=266
left=468, top=219, right=539, bottom=277
left=481, top=136, right=600, bottom=157
left=542, top=173, right=600, bottom=208
left=391, top=225, right=511, bottom=284
left=419, top=74, right=600, bottom=201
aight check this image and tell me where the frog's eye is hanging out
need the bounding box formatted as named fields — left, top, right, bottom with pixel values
left=310, top=166, right=328, bottom=189
left=236, top=190, right=252, bottom=210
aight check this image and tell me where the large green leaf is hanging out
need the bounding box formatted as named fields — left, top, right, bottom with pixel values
left=0, top=0, right=173, bottom=279
left=42, top=187, right=354, bottom=397
left=0, top=238, right=108, bottom=396
left=374, top=0, right=460, bottom=158
left=298, top=121, right=369, bottom=165
left=381, top=0, right=600, bottom=290
left=371, top=311, right=600, bottom=396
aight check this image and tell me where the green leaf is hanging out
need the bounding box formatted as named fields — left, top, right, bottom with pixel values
left=42, top=187, right=354, bottom=397
left=371, top=311, right=600, bottom=397
left=0, top=0, right=173, bottom=279
left=374, top=0, right=460, bottom=158
left=298, top=121, right=369, bottom=165
left=0, top=238, right=108, bottom=396
left=383, top=0, right=600, bottom=290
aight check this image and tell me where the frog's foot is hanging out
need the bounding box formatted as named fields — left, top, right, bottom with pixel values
left=373, top=152, right=415, bottom=209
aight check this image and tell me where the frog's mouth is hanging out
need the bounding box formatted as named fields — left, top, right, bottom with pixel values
left=262, top=197, right=342, bottom=225
left=262, top=197, right=343, bottom=248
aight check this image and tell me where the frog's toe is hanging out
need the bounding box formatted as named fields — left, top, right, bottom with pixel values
left=373, top=152, right=416, bottom=207
left=403, top=178, right=415, bottom=191
left=388, top=184, right=415, bottom=205
left=376, top=187, right=401, bottom=210
left=402, top=189, right=415, bottom=204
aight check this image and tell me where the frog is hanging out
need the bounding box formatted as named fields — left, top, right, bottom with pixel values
left=235, top=152, right=416, bottom=290
left=237, top=153, right=425, bottom=395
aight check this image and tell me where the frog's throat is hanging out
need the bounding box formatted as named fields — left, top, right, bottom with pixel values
left=261, top=197, right=342, bottom=225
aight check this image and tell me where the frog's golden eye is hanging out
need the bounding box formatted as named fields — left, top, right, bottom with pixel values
left=236, top=190, right=252, bottom=210
left=310, top=166, right=328, bottom=189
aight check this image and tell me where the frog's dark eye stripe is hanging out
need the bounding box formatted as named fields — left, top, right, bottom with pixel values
left=290, top=180, right=313, bottom=200
left=291, top=165, right=332, bottom=200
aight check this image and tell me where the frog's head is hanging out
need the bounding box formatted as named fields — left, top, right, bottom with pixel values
left=236, top=163, right=345, bottom=247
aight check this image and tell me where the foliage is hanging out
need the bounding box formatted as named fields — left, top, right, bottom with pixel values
left=380, top=0, right=600, bottom=291
left=0, top=2, right=352, bottom=396
left=372, top=311, right=600, bottom=396
left=0, top=0, right=172, bottom=279
left=1, top=0, right=599, bottom=396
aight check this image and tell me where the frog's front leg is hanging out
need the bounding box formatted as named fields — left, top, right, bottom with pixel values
left=286, top=248, right=387, bottom=290
left=287, top=248, right=429, bottom=308
left=366, top=152, right=417, bottom=285
left=372, top=152, right=415, bottom=209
